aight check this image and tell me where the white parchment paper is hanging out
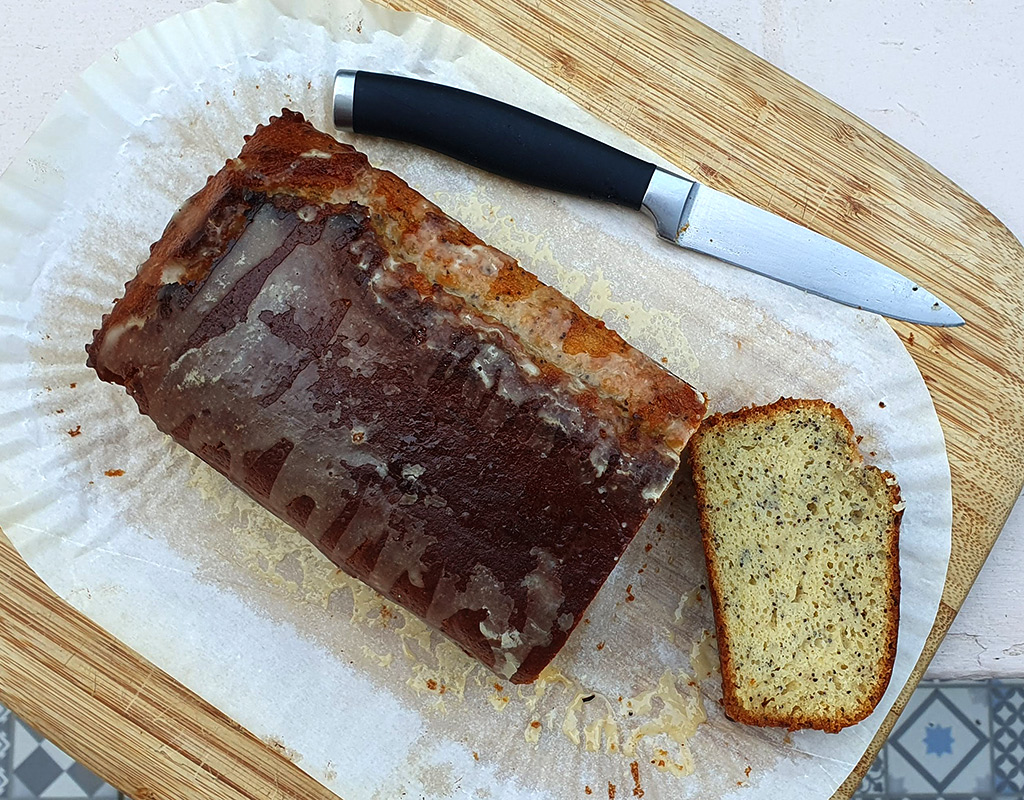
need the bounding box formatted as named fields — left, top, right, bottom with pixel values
left=0, top=0, right=951, bottom=797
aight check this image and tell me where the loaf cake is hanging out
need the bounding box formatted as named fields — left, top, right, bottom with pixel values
left=86, top=110, right=707, bottom=683
left=689, top=398, right=901, bottom=732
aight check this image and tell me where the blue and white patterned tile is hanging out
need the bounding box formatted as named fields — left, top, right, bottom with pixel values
left=1, top=704, right=11, bottom=797
left=887, top=683, right=993, bottom=795
left=992, top=681, right=1024, bottom=795
left=0, top=704, right=119, bottom=800
left=851, top=742, right=886, bottom=798
left=850, top=680, right=1024, bottom=800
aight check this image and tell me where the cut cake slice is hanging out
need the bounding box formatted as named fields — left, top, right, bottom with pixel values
left=689, top=398, right=901, bottom=732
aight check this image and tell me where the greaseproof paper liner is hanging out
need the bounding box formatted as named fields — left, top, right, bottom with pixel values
left=0, top=0, right=951, bottom=797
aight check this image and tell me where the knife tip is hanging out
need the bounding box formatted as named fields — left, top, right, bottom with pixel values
left=930, top=304, right=966, bottom=328
left=906, top=304, right=965, bottom=327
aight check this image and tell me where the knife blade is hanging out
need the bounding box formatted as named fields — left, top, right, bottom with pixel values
left=332, top=69, right=964, bottom=326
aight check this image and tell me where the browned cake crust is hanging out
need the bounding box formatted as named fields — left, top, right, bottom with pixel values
left=87, top=110, right=706, bottom=683
left=690, top=398, right=901, bottom=732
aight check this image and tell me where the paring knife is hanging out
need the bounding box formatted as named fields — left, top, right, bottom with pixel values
left=332, top=69, right=964, bottom=327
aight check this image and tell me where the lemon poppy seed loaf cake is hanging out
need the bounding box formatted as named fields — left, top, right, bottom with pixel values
left=86, top=110, right=707, bottom=684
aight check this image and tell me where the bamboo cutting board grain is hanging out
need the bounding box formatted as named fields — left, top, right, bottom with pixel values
left=2, top=0, right=1023, bottom=798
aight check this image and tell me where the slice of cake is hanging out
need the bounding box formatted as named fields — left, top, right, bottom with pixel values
left=86, top=110, right=707, bottom=683
left=689, top=398, right=901, bottom=732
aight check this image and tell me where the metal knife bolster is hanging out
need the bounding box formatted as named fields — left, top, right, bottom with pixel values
left=640, top=169, right=698, bottom=242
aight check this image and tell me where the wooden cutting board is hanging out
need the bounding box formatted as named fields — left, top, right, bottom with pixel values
left=1, top=1, right=1022, bottom=798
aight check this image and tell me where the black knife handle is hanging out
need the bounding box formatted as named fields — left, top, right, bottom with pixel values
left=334, top=70, right=656, bottom=210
